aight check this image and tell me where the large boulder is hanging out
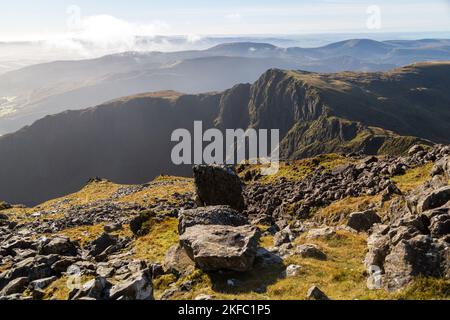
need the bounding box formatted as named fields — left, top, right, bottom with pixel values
left=179, top=224, right=260, bottom=272
left=383, top=235, right=447, bottom=290
left=109, top=270, right=154, bottom=300
left=347, top=210, right=382, bottom=232
left=193, top=165, right=245, bottom=211
left=178, top=206, right=248, bottom=235
left=417, top=186, right=450, bottom=213
left=39, top=237, right=78, bottom=256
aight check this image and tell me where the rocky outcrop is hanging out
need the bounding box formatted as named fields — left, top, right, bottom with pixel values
left=365, top=149, right=450, bottom=290
left=193, top=165, right=245, bottom=211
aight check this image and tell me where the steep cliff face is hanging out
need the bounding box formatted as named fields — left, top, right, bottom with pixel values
left=1, top=62, right=449, bottom=205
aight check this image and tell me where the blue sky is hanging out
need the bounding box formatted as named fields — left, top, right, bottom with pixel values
left=1, top=0, right=450, bottom=40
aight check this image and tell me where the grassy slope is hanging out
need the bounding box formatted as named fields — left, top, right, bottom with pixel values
left=2, top=158, right=449, bottom=300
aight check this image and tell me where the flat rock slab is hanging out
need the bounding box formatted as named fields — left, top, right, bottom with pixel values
left=178, top=206, right=248, bottom=235
left=180, top=224, right=260, bottom=272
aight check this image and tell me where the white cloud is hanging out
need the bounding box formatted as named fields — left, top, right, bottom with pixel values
left=225, top=13, right=242, bottom=20
left=39, top=9, right=173, bottom=58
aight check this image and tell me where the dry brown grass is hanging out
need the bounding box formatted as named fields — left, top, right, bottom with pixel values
left=392, top=162, right=434, bottom=193
left=313, top=195, right=381, bottom=224
left=132, top=217, right=179, bottom=264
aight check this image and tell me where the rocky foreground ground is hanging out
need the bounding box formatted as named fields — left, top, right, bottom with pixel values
left=0, top=145, right=449, bottom=300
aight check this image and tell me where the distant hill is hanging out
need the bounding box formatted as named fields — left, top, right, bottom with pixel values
left=1, top=62, right=450, bottom=205
left=2, top=39, right=450, bottom=134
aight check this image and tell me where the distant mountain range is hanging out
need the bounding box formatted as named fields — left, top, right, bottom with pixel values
left=1, top=61, right=450, bottom=205
left=1, top=38, right=450, bottom=134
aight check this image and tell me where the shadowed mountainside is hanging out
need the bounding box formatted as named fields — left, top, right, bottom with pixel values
left=1, top=62, right=450, bottom=205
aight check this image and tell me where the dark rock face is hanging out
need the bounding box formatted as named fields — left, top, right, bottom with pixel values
left=306, top=286, right=329, bottom=300
left=179, top=224, right=260, bottom=272
left=178, top=206, right=248, bottom=235
left=347, top=210, right=382, bottom=232
left=193, top=165, right=245, bottom=211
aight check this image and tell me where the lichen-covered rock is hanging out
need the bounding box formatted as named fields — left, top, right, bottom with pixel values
left=163, top=245, right=195, bottom=277
left=285, top=264, right=301, bottom=277
left=193, top=165, right=245, bottom=211
left=109, top=270, right=154, bottom=300
left=383, top=235, right=447, bottom=290
left=417, top=186, right=450, bottom=213
left=178, top=206, right=248, bottom=235
left=180, top=224, right=260, bottom=272
left=70, top=277, right=111, bottom=300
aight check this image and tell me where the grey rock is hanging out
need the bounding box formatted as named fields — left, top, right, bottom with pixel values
left=109, top=270, right=154, bottom=300
left=193, top=165, right=245, bottom=211
left=347, top=210, right=382, bottom=232
left=306, top=286, right=330, bottom=300
left=96, top=265, right=115, bottom=278
left=178, top=206, right=248, bottom=235
left=285, top=264, right=301, bottom=277
left=29, top=276, right=57, bottom=290
left=306, top=227, right=336, bottom=239
left=0, top=277, right=28, bottom=296
left=163, top=245, right=196, bottom=277
left=70, top=277, right=111, bottom=300
left=273, top=230, right=291, bottom=246
left=180, top=224, right=260, bottom=272
left=86, top=233, right=118, bottom=257
left=195, top=294, right=214, bottom=300
left=383, top=235, right=446, bottom=291
left=39, top=237, right=78, bottom=256
left=104, top=223, right=123, bottom=233
left=296, top=244, right=327, bottom=260
left=417, top=186, right=450, bottom=213
left=51, top=256, right=79, bottom=274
